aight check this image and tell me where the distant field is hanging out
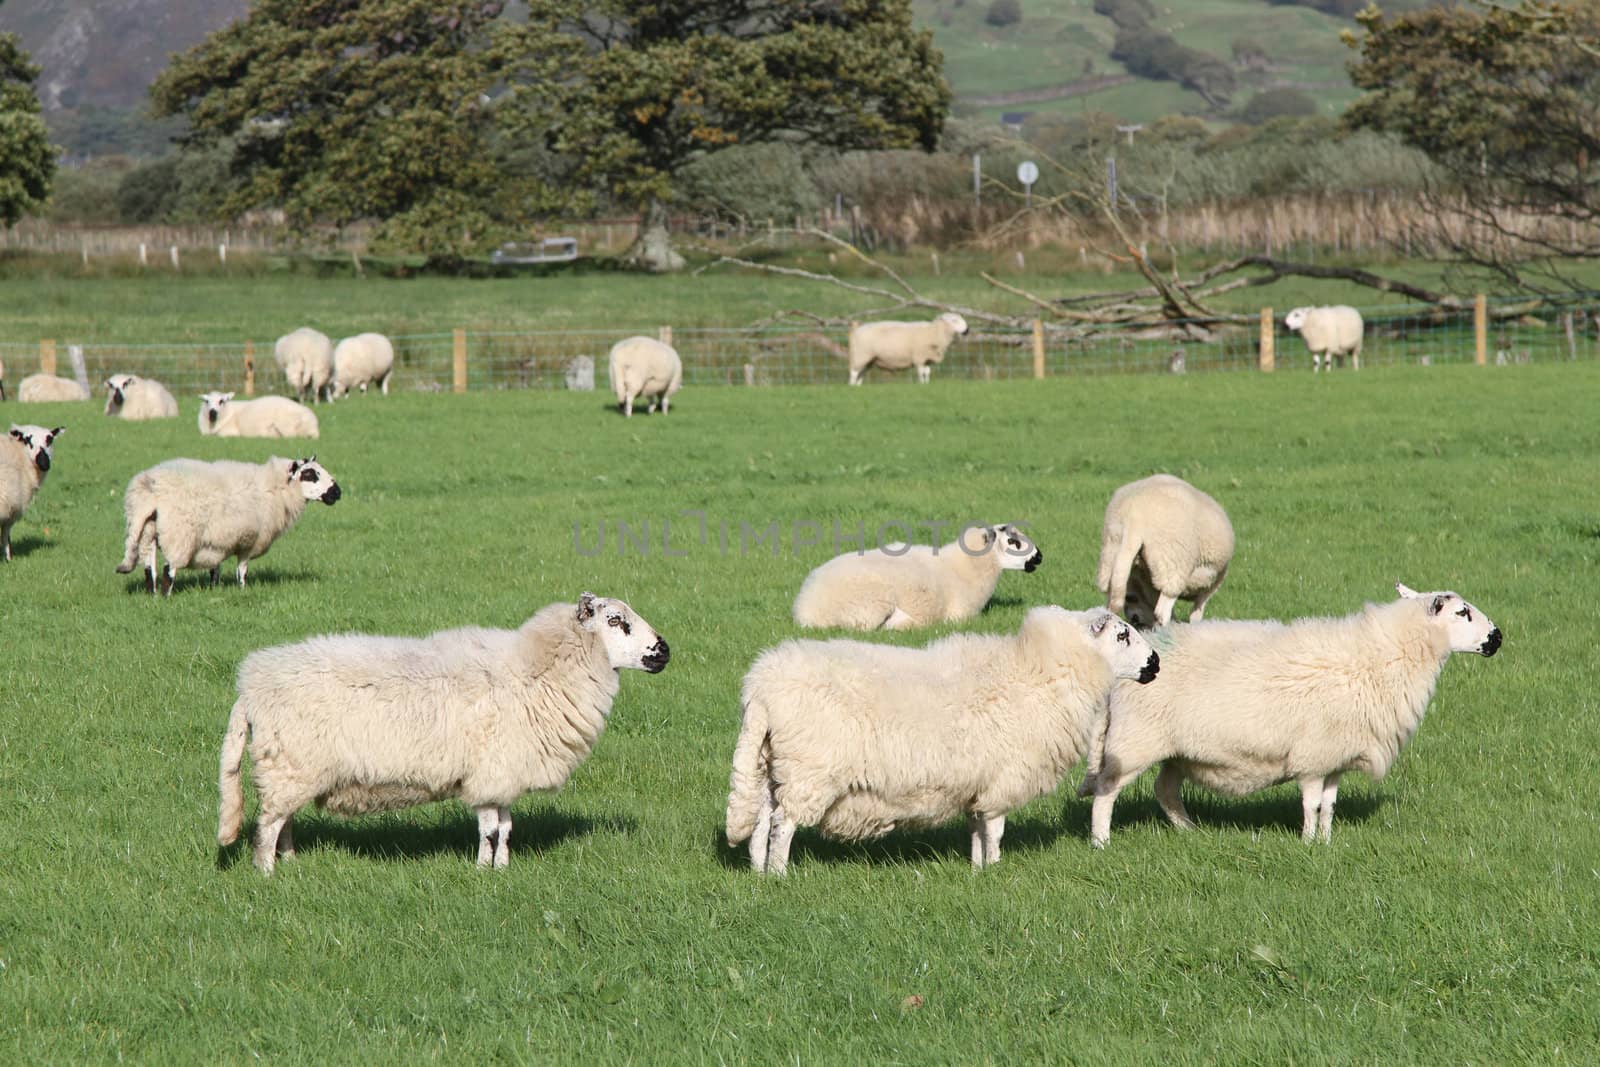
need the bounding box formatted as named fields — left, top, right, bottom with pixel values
left=1, top=364, right=1595, bottom=1060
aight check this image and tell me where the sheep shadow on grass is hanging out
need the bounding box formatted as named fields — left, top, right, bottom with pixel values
left=217, top=807, right=637, bottom=870
left=121, top=567, right=321, bottom=597
left=712, top=813, right=1068, bottom=872
left=1065, top=782, right=1383, bottom=843
left=2, top=534, right=48, bottom=560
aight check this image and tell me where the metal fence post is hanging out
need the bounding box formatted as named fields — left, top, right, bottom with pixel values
left=453, top=329, right=468, bottom=394
left=1258, top=308, right=1274, bottom=372
left=1474, top=294, right=1488, bottom=365
left=1032, top=319, right=1045, bottom=379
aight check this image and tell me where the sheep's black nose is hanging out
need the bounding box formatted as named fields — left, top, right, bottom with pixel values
left=321, top=483, right=342, bottom=505
left=1138, top=652, right=1160, bottom=684
left=1024, top=549, right=1042, bottom=573
left=34, top=450, right=49, bottom=472
left=1481, top=628, right=1502, bottom=657
left=207, top=409, right=218, bottom=425
left=642, top=638, right=670, bottom=673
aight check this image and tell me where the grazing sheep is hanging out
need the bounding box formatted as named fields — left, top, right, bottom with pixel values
left=607, top=336, right=682, bottom=417
left=103, top=374, right=179, bottom=420
left=1, top=424, right=63, bottom=561
left=18, top=374, right=90, bottom=403
left=219, top=593, right=670, bottom=873
left=197, top=391, right=319, bottom=438
left=1285, top=305, right=1363, bottom=372
left=1083, top=584, right=1501, bottom=847
left=1096, top=474, right=1234, bottom=629
left=329, top=333, right=395, bottom=399
left=273, top=327, right=334, bottom=404
left=725, top=606, right=1159, bottom=874
left=847, top=312, right=969, bottom=385
left=115, top=455, right=342, bottom=595
left=793, top=523, right=1042, bottom=631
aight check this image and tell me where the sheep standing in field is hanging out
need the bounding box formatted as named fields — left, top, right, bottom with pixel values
left=116, top=455, right=341, bottom=595
left=793, top=523, right=1042, bottom=630
left=329, top=332, right=395, bottom=399
left=1083, top=584, right=1501, bottom=847
left=607, top=336, right=682, bottom=417
left=1096, top=474, right=1234, bottom=629
left=847, top=312, right=969, bottom=385
left=1, top=424, right=63, bottom=561
left=18, top=374, right=90, bottom=403
left=273, top=327, right=334, bottom=404
left=103, top=374, right=179, bottom=420
left=219, top=593, right=670, bottom=873
left=1285, top=305, right=1363, bottom=372
left=726, top=606, right=1159, bottom=874
left=198, top=391, right=319, bottom=438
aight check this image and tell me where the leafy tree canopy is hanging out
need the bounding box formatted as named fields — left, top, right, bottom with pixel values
left=0, top=3, right=56, bottom=228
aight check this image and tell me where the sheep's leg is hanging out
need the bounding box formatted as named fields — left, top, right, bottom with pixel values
left=765, top=807, right=796, bottom=876
left=495, top=805, right=513, bottom=868
left=276, top=818, right=296, bottom=859
left=647, top=398, right=658, bottom=414
left=143, top=565, right=156, bottom=594
left=882, top=607, right=917, bottom=631
left=623, top=394, right=634, bottom=418
left=848, top=367, right=863, bottom=386
left=750, top=779, right=774, bottom=873
left=982, top=815, right=1005, bottom=867
left=475, top=806, right=502, bottom=868
left=160, top=563, right=175, bottom=597
left=917, top=364, right=931, bottom=384
left=1, top=522, right=10, bottom=562
left=1153, top=591, right=1178, bottom=627
left=1316, top=774, right=1340, bottom=843
left=208, top=567, right=220, bottom=587
left=1154, top=763, right=1196, bottom=830
left=661, top=394, right=670, bottom=415
left=253, top=814, right=290, bottom=873
left=968, top=814, right=984, bottom=868
left=1189, top=582, right=1221, bottom=622
left=1298, top=777, right=1329, bottom=843
left=236, top=560, right=248, bottom=588
left=1090, top=765, right=1145, bottom=849
left=380, top=372, right=391, bottom=396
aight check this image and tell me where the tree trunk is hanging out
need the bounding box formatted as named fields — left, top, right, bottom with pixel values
left=621, top=199, right=686, bottom=273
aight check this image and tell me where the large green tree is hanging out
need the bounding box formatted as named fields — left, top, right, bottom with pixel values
left=1345, top=0, right=1600, bottom=287
left=0, top=2, right=55, bottom=229
left=502, top=0, right=950, bottom=270
left=150, top=0, right=529, bottom=257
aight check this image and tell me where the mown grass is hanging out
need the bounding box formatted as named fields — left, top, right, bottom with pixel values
left=2, top=363, right=1597, bottom=1061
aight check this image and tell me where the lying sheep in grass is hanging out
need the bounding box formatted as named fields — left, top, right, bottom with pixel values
left=198, top=391, right=319, bottom=438
left=219, top=593, right=670, bottom=873
left=726, top=606, right=1158, bottom=874
left=273, top=327, right=334, bottom=404
left=19, top=374, right=90, bottom=403
left=330, top=332, right=395, bottom=399
left=1285, top=305, right=1363, bottom=372
left=1083, top=584, right=1501, bottom=847
left=116, top=455, right=341, bottom=595
left=607, top=336, right=682, bottom=417
left=1096, top=474, right=1234, bottom=628
left=847, top=312, right=969, bottom=385
left=1, top=424, right=62, bottom=561
left=793, top=523, right=1042, bottom=630
left=103, top=374, right=179, bottom=420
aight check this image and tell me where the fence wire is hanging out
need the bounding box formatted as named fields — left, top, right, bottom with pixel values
left=2, top=298, right=1597, bottom=402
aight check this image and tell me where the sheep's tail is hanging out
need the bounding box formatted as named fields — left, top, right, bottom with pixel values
left=217, top=699, right=250, bottom=846
left=724, top=697, right=772, bottom=846
left=117, top=488, right=156, bottom=574
left=1103, top=526, right=1142, bottom=617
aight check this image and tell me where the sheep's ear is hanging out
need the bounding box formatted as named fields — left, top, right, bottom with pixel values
left=8, top=427, right=22, bottom=441
left=47, top=427, right=63, bottom=442
left=577, top=592, right=597, bottom=621
left=1429, top=595, right=1449, bottom=616
left=1089, top=613, right=1110, bottom=637
left=223, top=391, right=236, bottom=401
left=1395, top=582, right=1420, bottom=599
left=287, top=459, right=301, bottom=476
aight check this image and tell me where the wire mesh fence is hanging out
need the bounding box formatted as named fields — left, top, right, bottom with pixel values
left=3, top=297, right=1597, bottom=402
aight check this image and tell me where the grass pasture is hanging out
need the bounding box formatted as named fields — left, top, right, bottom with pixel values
left=2, top=363, right=1598, bottom=1061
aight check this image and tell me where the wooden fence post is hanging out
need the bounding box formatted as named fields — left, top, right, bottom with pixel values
left=40, top=338, right=56, bottom=377
left=658, top=325, right=673, bottom=347
left=243, top=340, right=255, bottom=396
left=453, top=328, right=468, bottom=394
left=1474, top=294, right=1488, bottom=366
left=1258, top=308, right=1274, bottom=372
left=1032, top=319, right=1045, bottom=380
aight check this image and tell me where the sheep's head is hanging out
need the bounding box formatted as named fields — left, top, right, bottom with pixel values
left=938, top=312, right=969, bottom=337
left=1284, top=307, right=1311, bottom=333
left=1086, top=610, right=1160, bottom=683
left=1121, top=568, right=1159, bottom=630
left=961, top=522, right=1042, bottom=572
left=577, top=592, right=669, bottom=673
left=198, top=391, right=236, bottom=432
left=1396, top=583, right=1501, bottom=657
left=8, top=424, right=63, bottom=476
left=286, top=456, right=341, bottom=506
left=104, top=374, right=136, bottom=413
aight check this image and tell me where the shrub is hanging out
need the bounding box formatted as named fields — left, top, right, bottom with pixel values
left=985, top=0, right=1022, bottom=27
left=1093, top=0, right=1156, bottom=30
left=1239, top=89, right=1320, bottom=125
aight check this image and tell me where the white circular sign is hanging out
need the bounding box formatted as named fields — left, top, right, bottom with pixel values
left=1016, top=161, right=1039, bottom=186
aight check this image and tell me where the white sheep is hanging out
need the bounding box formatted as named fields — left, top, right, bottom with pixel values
left=273, top=327, right=334, bottom=404
left=725, top=606, right=1159, bottom=874
left=198, top=391, right=319, bottom=438
left=847, top=312, right=969, bottom=385
left=1, top=424, right=62, bottom=561
left=218, top=593, right=670, bottom=873
left=115, top=455, right=342, bottom=595
left=793, top=523, right=1041, bottom=630
left=1285, top=305, right=1363, bottom=372
left=18, top=374, right=90, bottom=403
left=606, top=336, right=682, bottom=417
left=1083, top=584, right=1501, bottom=847
left=103, top=374, right=179, bottom=420
left=1096, top=474, right=1234, bottom=629
left=329, top=332, right=395, bottom=399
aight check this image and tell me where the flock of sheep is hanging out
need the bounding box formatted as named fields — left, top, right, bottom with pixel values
left=8, top=302, right=1485, bottom=878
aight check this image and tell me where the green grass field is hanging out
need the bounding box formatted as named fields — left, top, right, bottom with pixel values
left=3, top=360, right=1596, bottom=1061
